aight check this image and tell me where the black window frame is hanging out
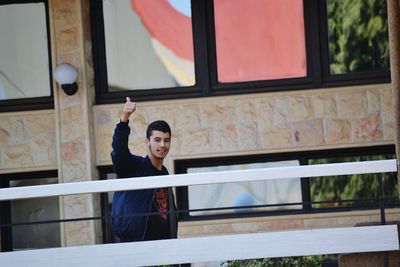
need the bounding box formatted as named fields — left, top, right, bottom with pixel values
left=90, top=0, right=390, bottom=105
left=174, top=145, right=397, bottom=221
left=0, top=0, right=54, bottom=113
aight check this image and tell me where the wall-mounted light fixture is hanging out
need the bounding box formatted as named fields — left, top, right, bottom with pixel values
left=54, top=63, right=78, bottom=96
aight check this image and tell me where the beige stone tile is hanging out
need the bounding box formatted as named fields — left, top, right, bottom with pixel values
left=302, top=214, right=379, bottom=229
left=95, top=108, right=113, bottom=125
left=0, top=117, right=11, bottom=145
left=56, top=26, right=79, bottom=54
left=382, top=122, right=395, bottom=141
left=202, top=223, right=234, bottom=236
left=236, top=100, right=258, bottom=124
left=168, top=129, right=183, bottom=156
left=231, top=222, right=264, bottom=233
left=256, top=97, right=289, bottom=130
left=178, top=225, right=206, bottom=237
left=97, top=130, right=113, bottom=164
left=61, top=139, right=85, bottom=163
left=60, top=106, right=85, bottom=142
left=25, top=114, right=54, bottom=134
left=65, top=220, right=93, bottom=246
left=367, top=88, right=381, bottom=113
left=130, top=112, right=149, bottom=138
left=262, top=218, right=304, bottom=231
left=380, top=88, right=395, bottom=125
left=180, top=128, right=212, bottom=154
left=213, top=124, right=238, bottom=152
left=53, top=0, right=78, bottom=29
left=353, top=112, right=383, bottom=141
left=325, top=119, right=352, bottom=144
left=58, top=51, right=81, bottom=73
left=30, top=133, right=57, bottom=166
left=174, top=104, right=202, bottom=130
left=292, top=119, right=324, bottom=146
left=61, top=104, right=83, bottom=125
left=146, top=107, right=173, bottom=125
left=9, top=117, right=27, bottom=145
left=337, top=91, right=367, bottom=119
left=2, top=144, right=33, bottom=168
left=237, top=122, right=260, bottom=150
left=200, top=103, right=236, bottom=127
left=128, top=139, right=148, bottom=157
left=380, top=87, right=394, bottom=114
left=64, top=194, right=91, bottom=217
left=312, top=93, right=337, bottom=118
left=288, top=95, right=314, bottom=121
left=61, top=160, right=88, bottom=182
left=261, top=123, right=292, bottom=148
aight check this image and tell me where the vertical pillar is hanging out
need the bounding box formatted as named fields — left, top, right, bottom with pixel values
left=51, top=0, right=101, bottom=246
left=387, top=0, right=400, bottom=187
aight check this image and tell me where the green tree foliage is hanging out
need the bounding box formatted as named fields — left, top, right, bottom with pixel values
left=310, top=155, right=398, bottom=208
left=327, top=0, right=389, bottom=74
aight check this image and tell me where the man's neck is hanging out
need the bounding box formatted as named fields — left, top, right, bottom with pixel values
left=148, top=154, right=164, bottom=171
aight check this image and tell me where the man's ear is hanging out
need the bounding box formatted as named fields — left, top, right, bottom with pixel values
left=145, top=138, right=150, bottom=146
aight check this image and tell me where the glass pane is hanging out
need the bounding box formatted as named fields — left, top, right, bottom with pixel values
left=327, top=0, right=389, bottom=74
left=0, top=3, right=51, bottom=100
left=10, top=178, right=60, bottom=250
left=187, top=160, right=302, bottom=216
left=103, top=0, right=195, bottom=91
left=213, top=0, right=307, bottom=83
left=309, top=154, right=398, bottom=209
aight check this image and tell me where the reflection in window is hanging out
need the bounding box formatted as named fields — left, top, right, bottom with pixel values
left=310, top=154, right=398, bottom=208
left=10, top=178, right=60, bottom=250
left=103, top=0, right=195, bottom=91
left=187, top=160, right=302, bottom=216
left=327, top=0, right=389, bottom=74
left=213, top=0, right=307, bottom=83
left=0, top=2, right=51, bottom=100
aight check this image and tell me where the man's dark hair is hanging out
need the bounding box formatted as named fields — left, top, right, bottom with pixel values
left=146, top=120, right=171, bottom=139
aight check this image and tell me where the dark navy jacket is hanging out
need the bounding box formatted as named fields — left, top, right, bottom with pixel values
left=111, top=122, right=169, bottom=241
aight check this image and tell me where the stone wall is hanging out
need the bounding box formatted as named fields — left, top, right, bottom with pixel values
left=94, top=84, right=394, bottom=172
left=0, top=83, right=394, bottom=174
left=0, top=110, right=56, bottom=173
left=178, top=209, right=400, bottom=238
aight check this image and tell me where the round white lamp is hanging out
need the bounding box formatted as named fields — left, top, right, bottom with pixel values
left=54, top=63, right=78, bottom=96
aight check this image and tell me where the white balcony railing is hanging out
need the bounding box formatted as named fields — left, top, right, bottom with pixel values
left=0, top=159, right=399, bottom=266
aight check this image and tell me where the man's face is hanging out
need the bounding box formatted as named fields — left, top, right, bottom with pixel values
left=146, top=130, right=171, bottom=160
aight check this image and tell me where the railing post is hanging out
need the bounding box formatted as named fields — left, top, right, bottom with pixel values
left=387, top=0, right=400, bottom=192
left=384, top=3, right=399, bottom=267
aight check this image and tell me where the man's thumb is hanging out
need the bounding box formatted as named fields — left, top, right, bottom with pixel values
left=126, top=97, right=131, bottom=103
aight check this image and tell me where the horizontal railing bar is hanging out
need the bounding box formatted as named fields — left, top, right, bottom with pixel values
left=0, top=225, right=398, bottom=266
left=0, top=159, right=396, bottom=201
left=2, top=196, right=398, bottom=228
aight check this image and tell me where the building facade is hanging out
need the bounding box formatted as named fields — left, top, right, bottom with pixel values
left=0, top=1, right=399, bottom=263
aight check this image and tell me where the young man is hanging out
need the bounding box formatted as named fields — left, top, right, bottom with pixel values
left=111, top=97, right=177, bottom=242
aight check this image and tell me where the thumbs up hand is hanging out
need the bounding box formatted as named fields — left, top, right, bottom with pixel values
left=120, top=97, right=136, bottom=122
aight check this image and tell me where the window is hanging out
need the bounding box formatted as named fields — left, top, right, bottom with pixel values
left=309, top=154, right=397, bottom=209
left=175, top=145, right=397, bottom=221
left=0, top=0, right=53, bottom=112
left=320, top=0, right=390, bottom=85
left=0, top=170, right=60, bottom=252
left=91, top=0, right=390, bottom=104
left=213, top=0, right=307, bottom=83
left=102, top=0, right=195, bottom=91
left=184, top=160, right=302, bottom=217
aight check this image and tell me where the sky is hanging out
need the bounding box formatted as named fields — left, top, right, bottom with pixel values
left=167, top=0, right=191, bottom=17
